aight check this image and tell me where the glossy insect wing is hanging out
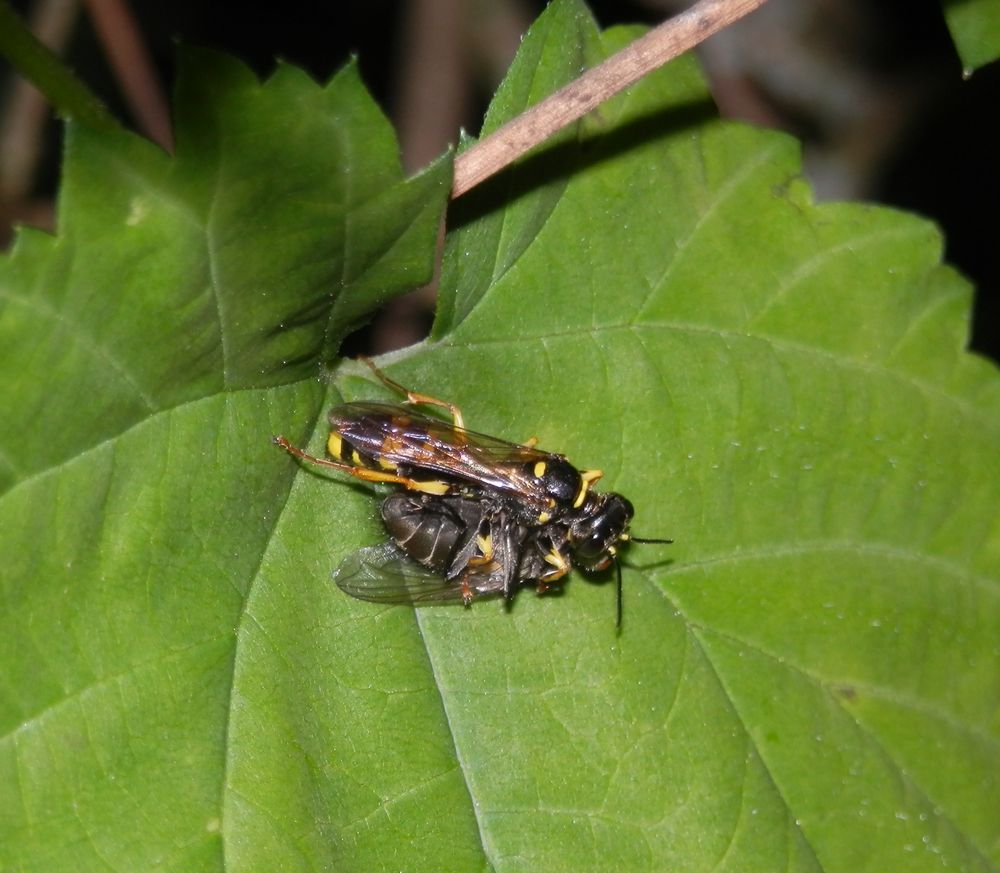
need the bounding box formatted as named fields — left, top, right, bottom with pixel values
left=335, top=542, right=482, bottom=604
left=347, top=492, right=561, bottom=606
left=335, top=536, right=520, bottom=605
left=328, top=403, right=590, bottom=516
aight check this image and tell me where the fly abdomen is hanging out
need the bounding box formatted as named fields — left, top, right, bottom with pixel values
left=381, top=493, right=486, bottom=579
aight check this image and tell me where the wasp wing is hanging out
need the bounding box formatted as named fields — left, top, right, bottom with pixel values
left=331, top=403, right=557, bottom=508
left=334, top=541, right=507, bottom=605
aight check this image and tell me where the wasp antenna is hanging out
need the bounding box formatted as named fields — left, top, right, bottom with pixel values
left=630, top=536, right=674, bottom=545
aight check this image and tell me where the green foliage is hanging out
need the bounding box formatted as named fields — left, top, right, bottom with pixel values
left=0, top=48, right=450, bottom=872
left=942, top=0, right=1000, bottom=71
left=1, top=1, right=998, bottom=871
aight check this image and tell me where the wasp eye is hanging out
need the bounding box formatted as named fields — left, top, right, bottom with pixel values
left=580, top=532, right=608, bottom=558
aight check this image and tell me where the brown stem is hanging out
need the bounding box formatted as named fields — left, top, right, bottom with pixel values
left=451, top=0, right=770, bottom=199
left=83, top=0, right=173, bottom=150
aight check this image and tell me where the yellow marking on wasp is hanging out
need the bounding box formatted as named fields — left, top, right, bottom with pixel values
left=476, top=534, right=493, bottom=561
left=327, top=433, right=343, bottom=459
left=533, top=460, right=547, bottom=478
left=523, top=436, right=539, bottom=448
left=411, top=479, right=451, bottom=496
left=468, top=533, right=495, bottom=568
left=539, top=549, right=570, bottom=583
left=376, top=455, right=396, bottom=470
left=573, top=469, right=605, bottom=508
left=544, top=549, right=569, bottom=571
left=537, top=510, right=552, bottom=524
left=351, top=449, right=364, bottom=466
left=276, top=435, right=449, bottom=495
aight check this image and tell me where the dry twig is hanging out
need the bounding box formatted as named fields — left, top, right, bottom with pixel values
left=452, top=0, right=769, bottom=198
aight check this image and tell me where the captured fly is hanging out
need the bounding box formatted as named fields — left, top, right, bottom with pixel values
left=273, top=358, right=670, bottom=624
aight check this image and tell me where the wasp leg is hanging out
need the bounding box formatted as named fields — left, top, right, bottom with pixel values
left=569, top=468, right=605, bottom=509
left=466, top=531, right=495, bottom=568
left=536, top=547, right=571, bottom=593
left=459, top=575, right=475, bottom=606
left=273, top=436, right=450, bottom=495
left=359, top=355, right=465, bottom=430
left=581, top=469, right=603, bottom=486
left=535, top=574, right=568, bottom=595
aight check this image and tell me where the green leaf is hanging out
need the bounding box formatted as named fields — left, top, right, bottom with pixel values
left=2, top=1, right=999, bottom=871
left=433, top=0, right=604, bottom=337
left=942, top=0, right=1000, bottom=72
left=0, top=49, right=449, bottom=872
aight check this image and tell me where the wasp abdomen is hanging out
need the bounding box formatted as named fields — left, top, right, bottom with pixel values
left=327, top=426, right=386, bottom=471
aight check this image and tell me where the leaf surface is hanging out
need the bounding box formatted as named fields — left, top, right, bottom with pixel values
left=942, top=0, right=1000, bottom=71
left=0, top=49, right=452, bottom=872
left=1, top=3, right=998, bottom=872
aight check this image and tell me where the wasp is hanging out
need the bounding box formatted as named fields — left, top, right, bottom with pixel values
left=273, top=359, right=670, bottom=625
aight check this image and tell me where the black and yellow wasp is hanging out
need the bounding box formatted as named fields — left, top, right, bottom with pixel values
left=273, top=359, right=669, bottom=624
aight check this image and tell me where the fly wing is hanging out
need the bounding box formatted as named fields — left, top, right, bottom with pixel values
left=331, top=403, right=556, bottom=508
left=334, top=541, right=507, bottom=605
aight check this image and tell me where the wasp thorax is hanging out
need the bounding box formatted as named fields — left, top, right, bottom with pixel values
left=530, top=456, right=582, bottom=505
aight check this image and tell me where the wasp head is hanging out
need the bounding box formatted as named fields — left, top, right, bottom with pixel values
left=567, top=493, right=635, bottom=572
